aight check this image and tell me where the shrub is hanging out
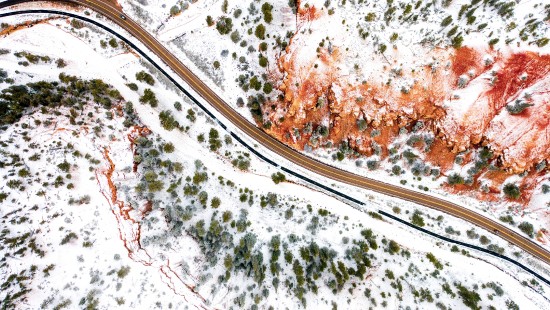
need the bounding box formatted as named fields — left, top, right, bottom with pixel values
left=60, top=232, right=78, bottom=245
left=255, top=24, right=266, bottom=39
left=466, top=229, right=479, bottom=239
left=117, top=266, right=131, bottom=278
left=211, top=197, right=221, bottom=208
left=170, top=5, right=180, bottom=16
left=216, top=16, right=233, bottom=35
left=159, top=110, right=178, bottom=131
left=147, top=180, right=164, bottom=192
left=222, top=211, right=232, bottom=222
left=366, top=160, right=379, bottom=170
left=56, top=58, right=67, bottom=68
left=537, top=38, right=549, bottom=47
left=426, top=253, right=443, bottom=270
left=126, top=83, right=138, bottom=91
left=57, top=161, right=71, bottom=173
left=499, top=215, right=515, bottom=224
left=506, top=299, right=520, bottom=310
left=447, top=173, right=464, bottom=185
left=455, top=283, right=481, bottom=310
left=206, top=16, right=214, bottom=26
left=163, top=142, right=175, bottom=153
left=139, top=89, right=158, bottom=107
left=441, top=15, right=453, bottom=27
left=392, top=165, right=402, bottom=175
left=230, top=30, right=241, bottom=43
left=451, top=35, right=464, bottom=49
left=198, top=191, right=208, bottom=206
left=447, top=25, right=458, bottom=37
left=487, top=244, right=504, bottom=254
left=479, top=235, right=490, bottom=245
left=233, top=8, right=242, bottom=18
left=368, top=211, right=383, bottom=220
left=108, top=38, right=118, bottom=48
left=502, top=183, right=520, bottom=199
left=135, top=71, right=155, bottom=85
left=506, top=100, right=533, bottom=115
left=388, top=240, right=400, bottom=254
left=263, top=82, right=272, bottom=94
left=401, top=149, right=418, bottom=163
left=259, top=56, right=268, bottom=67
left=357, top=118, right=367, bottom=131
left=209, top=128, right=222, bottom=151
left=186, top=109, right=196, bottom=122
left=518, top=221, right=534, bottom=238
left=411, top=210, right=425, bottom=227
left=261, top=2, right=273, bottom=23
left=271, top=172, right=286, bottom=184
left=249, top=76, right=262, bottom=91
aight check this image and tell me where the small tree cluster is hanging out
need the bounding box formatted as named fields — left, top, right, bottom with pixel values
left=139, top=89, right=158, bottom=107
left=518, top=221, right=534, bottom=238
left=216, top=16, right=233, bottom=35
left=135, top=71, right=155, bottom=85
left=159, top=110, right=179, bottom=131
left=411, top=210, right=425, bottom=227
left=271, top=172, right=286, bottom=184
left=261, top=2, right=273, bottom=23
left=208, top=128, right=222, bottom=151
left=502, top=183, right=521, bottom=199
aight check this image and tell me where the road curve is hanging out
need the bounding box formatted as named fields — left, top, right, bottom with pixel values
left=1, top=0, right=550, bottom=266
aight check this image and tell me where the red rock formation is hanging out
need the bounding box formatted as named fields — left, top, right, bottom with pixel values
left=268, top=10, right=550, bottom=208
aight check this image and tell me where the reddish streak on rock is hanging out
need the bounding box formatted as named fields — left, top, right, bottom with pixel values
left=159, top=260, right=208, bottom=308
left=139, top=200, right=153, bottom=218
left=298, top=2, right=321, bottom=22
left=425, top=139, right=455, bottom=173
left=270, top=33, right=550, bottom=209
left=99, top=148, right=207, bottom=307
left=0, top=17, right=58, bottom=36
left=486, top=52, right=550, bottom=111
left=451, top=47, right=483, bottom=78
left=101, top=147, right=149, bottom=263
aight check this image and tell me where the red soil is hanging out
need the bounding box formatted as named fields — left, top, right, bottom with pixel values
left=425, top=139, right=456, bottom=173
left=0, top=17, right=58, bottom=36
left=451, top=47, right=484, bottom=78
left=297, top=1, right=322, bottom=22
left=486, top=52, right=550, bottom=111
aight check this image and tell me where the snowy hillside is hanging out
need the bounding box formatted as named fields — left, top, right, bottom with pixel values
left=0, top=1, right=549, bottom=310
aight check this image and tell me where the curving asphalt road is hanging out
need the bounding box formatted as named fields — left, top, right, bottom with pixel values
left=1, top=0, right=550, bottom=269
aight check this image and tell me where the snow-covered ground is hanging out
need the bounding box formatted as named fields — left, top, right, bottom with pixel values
left=109, top=0, right=550, bottom=247
left=0, top=3, right=550, bottom=310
